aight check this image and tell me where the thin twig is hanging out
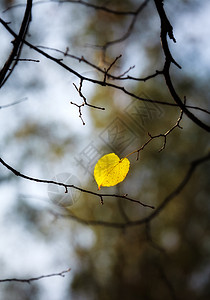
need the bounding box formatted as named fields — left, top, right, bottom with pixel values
left=36, top=46, right=161, bottom=82
left=16, top=44, right=210, bottom=116
left=71, top=79, right=105, bottom=124
left=13, top=58, right=40, bottom=62
left=103, top=55, right=122, bottom=83
left=125, top=107, right=184, bottom=159
left=75, top=79, right=105, bottom=110
left=70, top=99, right=85, bottom=125
left=151, top=104, right=184, bottom=152
left=0, top=268, right=71, bottom=284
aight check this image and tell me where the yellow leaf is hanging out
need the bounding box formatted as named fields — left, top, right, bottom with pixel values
left=94, top=153, right=130, bottom=190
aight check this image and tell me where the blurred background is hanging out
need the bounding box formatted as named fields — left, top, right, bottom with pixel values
left=0, top=0, right=210, bottom=299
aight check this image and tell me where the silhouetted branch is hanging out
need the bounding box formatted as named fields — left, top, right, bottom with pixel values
left=0, top=268, right=71, bottom=284
left=70, top=99, right=85, bottom=125
left=1, top=18, right=209, bottom=117
left=154, top=0, right=210, bottom=132
left=36, top=46, right=164, bottom=83
left=117, top=69, right=161, bottom=81
left=20, top=44, right=210, bottom=116
left=36, top=46, right=158, bottom=82
left=0, top=0, right=32, bottom=87
left=71, top=78, right=105, bottom=124
left=0, top=157, right=154, bottom=209
left=125, top=107, right=184, bottom=160
left=51, top=152, right=210, bottom=228
left=73, top=79, right=105, bottom=110
left=13, top=58, right=40, bottom=62
left=1, top=1, right=209, bottom=128
left=149, top=103, right=184, bottom=152
left=103, top=55, right=122, bottom=83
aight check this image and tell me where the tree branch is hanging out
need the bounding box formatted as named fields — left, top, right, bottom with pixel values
left=52, top=152, right=210, bottom=228
left=154, top=0, right=210, bottom=132
left=0, top=268, right=71, bottom=284
left=0, top=0, right=32, bottom=87
left=125, top=107, right=184, bottom=160
left=26, top=45, right=210, bottom=115
left=0, top=19, right=179, bottom=109
left=0, top=157, right=154, bottom=209
left=1, top=18, right=209, bottom=116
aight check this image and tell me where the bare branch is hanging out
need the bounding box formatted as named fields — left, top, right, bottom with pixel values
left=73, top=79, right=105, bottom=110
left=54, top=152, right=210, bottom=228
left=0, top=157, right=154, bottom=209
left=0, top=0, right=32, bottom=87
left=125, top=107, right=184, bottom=160
left=36, top=46, right=161, bottom=82
left=10, top=44, right=210, bottom=115
left=70, top=99, right=85, bottom=125
left=116, top=65, right=135, bottom=78
left=1, top=19, right=209, bottom=115
left=1, top=1, right=209, bottom=129
left=0, top=268, right=71, bottom=284
left=13, top=58, right=40, bottom=63
left=103, top=55, right=122, bottom=83
left=154, top=0, right=210, bottom=132
left=150, top=104, right=184, bottom=152
left=70, top=78, right=105, bottom=124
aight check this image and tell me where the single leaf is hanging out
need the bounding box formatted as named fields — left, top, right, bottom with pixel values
left=94, top=153, right=130, bottom=190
